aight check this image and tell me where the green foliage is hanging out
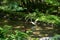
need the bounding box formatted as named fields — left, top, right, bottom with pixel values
left=0, top=2, right=27, bottom=12
left=26, top=12, right=60, bottom=24
left=51, top=35, right=60, bottom=40
left=45, top=0, right=60, bottom=6
left=0, top=25, right=29, bottom=40
left=0, top=0, right=60, bottom=25
left=0, top=25, right=12, bottom=39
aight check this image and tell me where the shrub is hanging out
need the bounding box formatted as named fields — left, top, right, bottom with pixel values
left=51, top=35, right=60, bottom=40
left=0, top=25, right=29, bottom=40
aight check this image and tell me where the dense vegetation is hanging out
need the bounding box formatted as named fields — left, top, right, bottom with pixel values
left=0, top=0, right=60, bottom=40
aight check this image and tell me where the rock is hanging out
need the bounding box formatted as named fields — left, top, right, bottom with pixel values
left=39, top=37, right=52, bottom=40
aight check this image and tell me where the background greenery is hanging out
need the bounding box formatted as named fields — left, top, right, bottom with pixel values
left=0, top=0, right=60, bottom=40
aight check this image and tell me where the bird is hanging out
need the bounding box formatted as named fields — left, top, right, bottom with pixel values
left=30, top=19, right=39, bottom=25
